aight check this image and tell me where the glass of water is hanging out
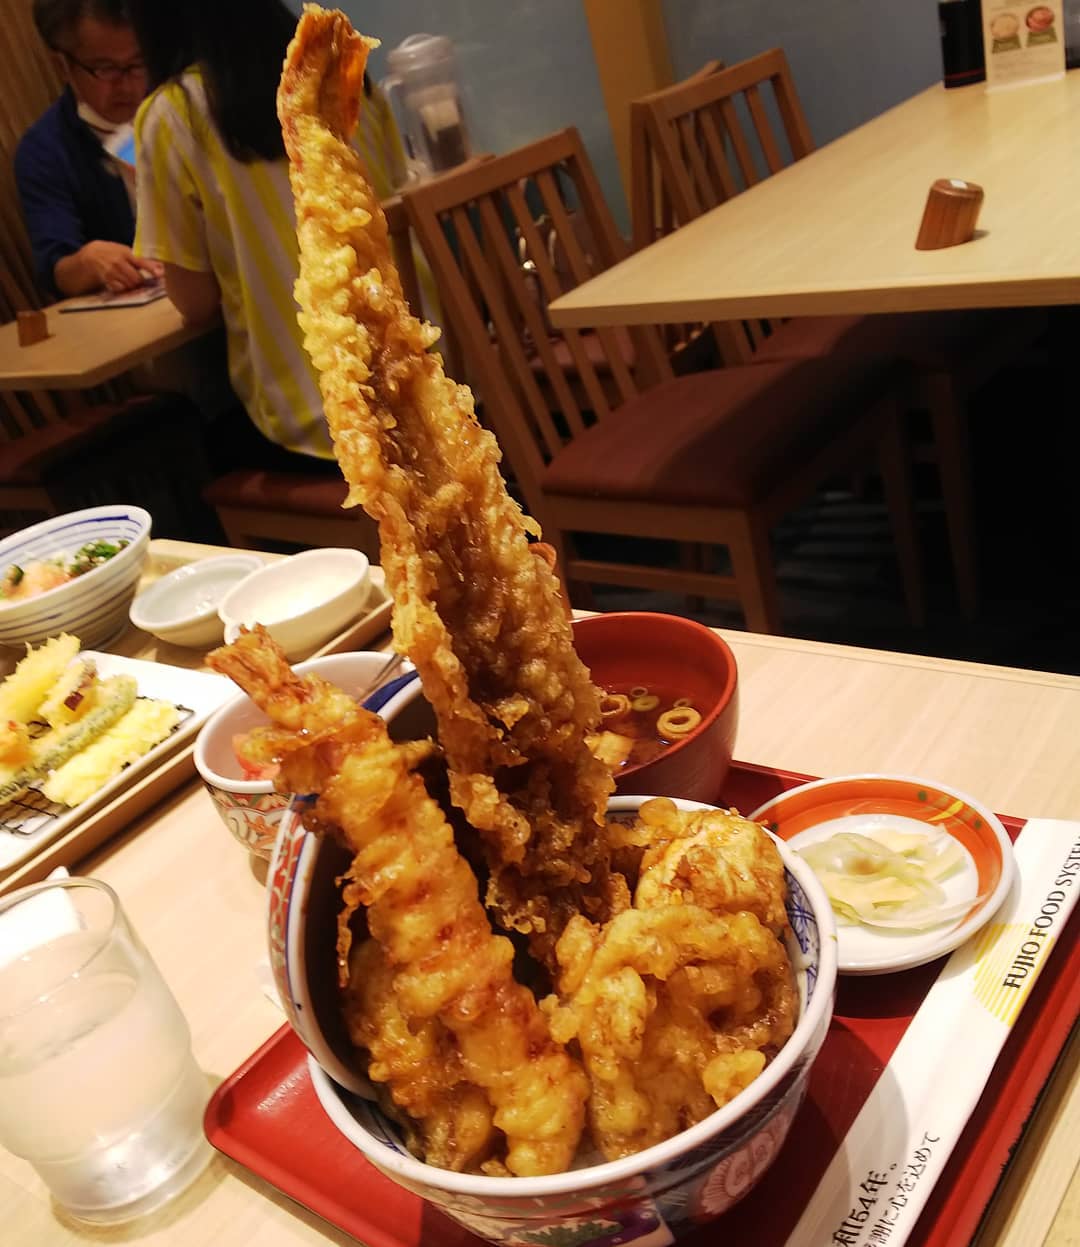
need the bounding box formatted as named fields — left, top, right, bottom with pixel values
left=0, top=877, right=211, bottom=1223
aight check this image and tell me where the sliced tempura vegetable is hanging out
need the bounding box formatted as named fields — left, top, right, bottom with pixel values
left=0, top=633, right=81, bottom=726
left=799, top=828, right=968, bottom=931
left=39, top=657, right=99, bottom=728
left=0, top=675, right=137, bottom=803
left=43, top=698, right=182, bottom=807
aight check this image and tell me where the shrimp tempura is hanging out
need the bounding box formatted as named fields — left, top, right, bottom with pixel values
left=277, top=5, right=623, bottom=964
left=209, top=627, right=588, bottom=1176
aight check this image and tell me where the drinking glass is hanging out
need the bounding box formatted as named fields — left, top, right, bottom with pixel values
left=0, top=877, right=211, bottom=1223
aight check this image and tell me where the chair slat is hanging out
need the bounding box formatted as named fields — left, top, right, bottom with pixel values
left=676, top=115, right=718, bottom=214
left=504, top=180, right=617, bottom=424
left=772, top=64, right=814, bottom=160
left=697, top=106, right=739, bottom=203
left=475, top=193, right=591, bottom=440
left=0, top=390, right=37, bottom=439
left=534, top=169, right=638, bottom=406
left=744, top=84, right=784, bottom=175
left=717, top=97, right=759, bottom=188
left=449, top=203, right=567, bottom=461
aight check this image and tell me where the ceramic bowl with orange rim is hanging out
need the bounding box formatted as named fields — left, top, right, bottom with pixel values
left=750, top=774, right=1016, bottom=976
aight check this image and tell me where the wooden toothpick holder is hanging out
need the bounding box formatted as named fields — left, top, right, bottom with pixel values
left=915, top=179, right=984, bottom=250
left=16, top=309, right=49, bottom=346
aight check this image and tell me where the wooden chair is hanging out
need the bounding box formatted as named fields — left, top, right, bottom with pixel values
left=629, top=59, right=725, bottom=373
left=201, top=470, right=379, bottom=558
left=632, top=49, right=1046, bottom=616
left=403, top=127, right=924, bottom=634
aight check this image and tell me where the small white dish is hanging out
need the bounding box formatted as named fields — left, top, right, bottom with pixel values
left=750, top=773, right=1017, bottom=976
left=129, top=554, right=264, bottom=648
left=217, top=548, right=371, bottom=660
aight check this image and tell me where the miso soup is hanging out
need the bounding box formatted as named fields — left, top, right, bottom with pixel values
left=595, top=684, right=701, bottom=769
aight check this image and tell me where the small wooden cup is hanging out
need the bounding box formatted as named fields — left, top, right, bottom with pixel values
left=16, top=309, right=49, bottom=346
left=915, top=179, right=984, bottom=250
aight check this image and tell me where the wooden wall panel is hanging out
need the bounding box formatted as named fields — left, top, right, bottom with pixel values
left=0, top=1, right=63, bottom=316
left=582, top=0, right=674, bottom=204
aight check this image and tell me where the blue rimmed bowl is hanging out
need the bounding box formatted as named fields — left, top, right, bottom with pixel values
left=268, top=661, right=838, bottom=1247
left=0, top=505, right=151, bottom=650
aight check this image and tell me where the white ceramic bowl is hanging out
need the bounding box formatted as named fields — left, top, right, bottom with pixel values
left=0, top=505, right=151, bottom=650
left=128, top=554, right=264, bottom=648
left=218, top=548, right=371, bottom=660
left=267, top=673, right=838, bottom=1244
left=195, top=651, right=410, bottom=861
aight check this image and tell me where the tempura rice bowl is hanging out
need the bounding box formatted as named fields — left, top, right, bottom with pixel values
left=271, top=679, right=837, bottom=1246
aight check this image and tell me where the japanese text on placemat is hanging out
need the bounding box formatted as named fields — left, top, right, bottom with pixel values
left=830, top=1134, right=940, bottom=1246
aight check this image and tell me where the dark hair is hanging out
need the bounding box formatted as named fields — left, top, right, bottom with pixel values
left=128, top=0, right=297, bottom=162
left=33, top=0, right=131, bottom=51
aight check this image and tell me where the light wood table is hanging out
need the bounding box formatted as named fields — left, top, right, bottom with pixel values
left=0, top=295, right=207, bottom=391
left=0, top=197, right=421, bottom=394
left=0, top=540, right=393, bottom=896
left=2, top=632, right=1077, bottom=1246
left=549, top=73, right=1080, bottom=327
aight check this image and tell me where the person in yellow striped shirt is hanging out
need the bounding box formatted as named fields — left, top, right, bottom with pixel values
left=129, top=0, right=409, bottom=472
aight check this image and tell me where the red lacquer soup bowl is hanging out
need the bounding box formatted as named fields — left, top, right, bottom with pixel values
left=572, top=612, right=739, bottom=805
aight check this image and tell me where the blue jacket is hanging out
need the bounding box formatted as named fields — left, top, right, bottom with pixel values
left=14, top=87, right=135, bottom=299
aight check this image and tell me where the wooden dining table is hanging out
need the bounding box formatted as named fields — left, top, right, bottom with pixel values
left=548, top=72, right=1080, bottom=328
left=0, top=294, right=206, bottom=392
left=1, top=600, right=1077, bottom=1245
left=0, top=201, right=421, bottom=394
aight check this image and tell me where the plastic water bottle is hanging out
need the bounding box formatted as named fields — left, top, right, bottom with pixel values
left=1064, top=0, right=1080, bottom=67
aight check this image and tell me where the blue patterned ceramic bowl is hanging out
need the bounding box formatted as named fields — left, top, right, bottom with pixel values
left=0, top=505, right=151, bottom=650
left=291, top=775, right=837, bottom=1245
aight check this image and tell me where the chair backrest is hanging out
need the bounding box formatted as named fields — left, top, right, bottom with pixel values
left=629, top=59, right=725, bottom=254
left=403, top=128, right=671, bottom=517
left=632, top=49, right=814, bottom=364
left=629, top=60, right=725, bottom=369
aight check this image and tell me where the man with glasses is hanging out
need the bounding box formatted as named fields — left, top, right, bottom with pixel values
left=15, top=0, right=163, bottom=297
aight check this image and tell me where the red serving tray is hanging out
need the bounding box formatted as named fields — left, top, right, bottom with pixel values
left=205, top=761, right=1080, bottom=1247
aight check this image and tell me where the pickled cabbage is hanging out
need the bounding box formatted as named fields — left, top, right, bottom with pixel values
left=798, top=828, right=977, bottom=931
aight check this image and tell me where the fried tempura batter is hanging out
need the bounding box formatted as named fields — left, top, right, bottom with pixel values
left=634, top=799, right=790, bottom=936
left=277, top=6, right=621, bottom=960
left=209, top=628, right=588, bottom=1176
left=542, top=800, right=796, bottom=1161
left=345, top=939, right=495, bottom=1172
left=545, top=906, right=796, bottom=1162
